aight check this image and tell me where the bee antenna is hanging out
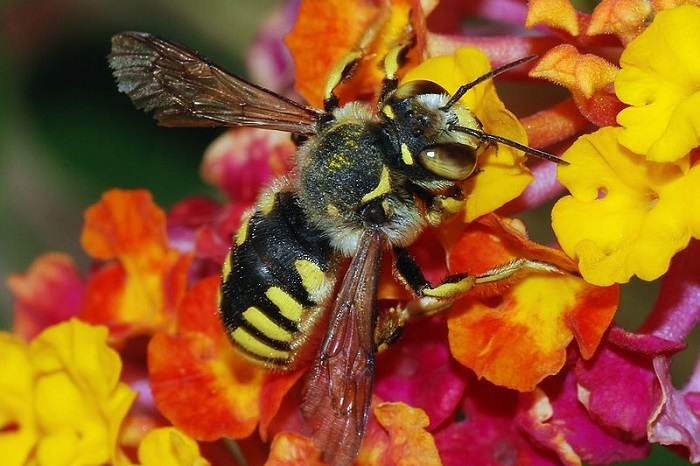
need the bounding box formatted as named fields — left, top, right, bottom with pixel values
left=452, top=125, right=569, bottom=165
left=441, top=55, right=538, bottom=111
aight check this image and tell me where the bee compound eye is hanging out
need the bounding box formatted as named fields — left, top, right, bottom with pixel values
left=418, top=143, right=478, bottom=180
left=390, top=80, right=448, bottom=102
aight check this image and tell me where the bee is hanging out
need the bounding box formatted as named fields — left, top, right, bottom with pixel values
left=109, top=31, right=565, bottom=465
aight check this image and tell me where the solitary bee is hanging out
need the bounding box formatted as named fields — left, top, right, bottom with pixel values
left=109, top=31, right=565, bottom=465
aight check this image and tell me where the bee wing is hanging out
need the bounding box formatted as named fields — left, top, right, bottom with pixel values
left=109, top=32, right=322, bottom=134
left=301, top=229, right=386, bottom=466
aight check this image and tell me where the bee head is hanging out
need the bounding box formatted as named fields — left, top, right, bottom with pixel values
left=381, top=80, right=487, bottom=190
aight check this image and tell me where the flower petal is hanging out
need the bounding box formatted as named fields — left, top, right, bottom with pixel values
left=552, top=126, right=700, bottom=285
left=30, top=319, right=136, bottom=466
left=137, top=427, right=210, bottom=466
left=265, top=432, right=324, bottom=466
left=433, top=377, right=550, bottom=465
left=80, top=189, right=192, bottom=338
left=649, top=357, right=700, bottom=462
left=529, top=44, right=622, bottom=126
left=616, top=5, right=700, bottom=162
left=6, top=253, right=84, bottom=340
left=370, top=403, right=440, bottom=464
left=518, top=372, right=649, bottom=464
left=285, top=0, right=420, bottom=107
left=447, top=218, right=617, bottom=391
left=375, top=316, right=467, bottom=430
left=576, top=343, right=657, bottom=439
left=0, top=333, right=36, bottom=466
left=526, top=0, right=580, bottom=35
left=587, top=0, right=653, bottom=44
left=201, top=128, right=294, bottom=203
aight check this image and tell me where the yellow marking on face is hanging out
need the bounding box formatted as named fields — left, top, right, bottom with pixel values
left=327, top=203, right=340, bottom=217
left=401, top=143, right=414, bottom=165
left=361, top=166, right=391, bottom=203
left=382, top=105, right=395, bottom=120
left=259, top=191, right=276, bottom=215
left=235, top=220, right=249, bottom=246
left=242, top=306, right=292, bottom=342
left=265, top=286, right=303, bottom=323
left=232, top=327, right=290, bottom=360
left=295, top=259, right=326, bottom=296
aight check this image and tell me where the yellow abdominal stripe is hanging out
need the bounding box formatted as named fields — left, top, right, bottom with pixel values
left=265, top=286, right=303, bottom=322
left=242, top=306, right=292, bottom=342
left=295, top=259, right=326, bottom=296
left=231, top=327, right=290, bottom=360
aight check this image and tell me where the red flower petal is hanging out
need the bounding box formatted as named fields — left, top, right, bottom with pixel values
left=375, top=316, right=467, bottom=430
left=576, top=343, right=657, bottom=439
left=433, top=377, right=555, bottom=466
left=201, top=128, right=294, bottom=203
left=649, top=357, right=700, bottom=462
left=519, top=371, right=649, bottom=464
left=6, top=253, right=84, bottom=340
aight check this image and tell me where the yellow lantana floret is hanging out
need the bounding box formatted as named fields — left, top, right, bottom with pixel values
left=137, top=427, right=210, bottom=466
left=552, top=126, right=700, bottom=285
left=0, top=319, right=136, bottom=466
left=402, top=47, right=534, bottom=221
left=616, top=5, right=700, bottom=162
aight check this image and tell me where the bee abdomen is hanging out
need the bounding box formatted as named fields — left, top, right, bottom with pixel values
left=219, top=190, right=337, bottom=368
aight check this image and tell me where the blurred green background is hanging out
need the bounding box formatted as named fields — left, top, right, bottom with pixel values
left=0, top=0, right=281, bottom=327
left=0, top=1, right=692, bottom=463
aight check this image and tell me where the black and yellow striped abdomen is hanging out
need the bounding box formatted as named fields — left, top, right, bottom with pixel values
left=219, top=190, right=338, bottom=368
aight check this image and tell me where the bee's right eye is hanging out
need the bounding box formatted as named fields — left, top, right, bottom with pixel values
left=417, top=143, right=478, bottom=180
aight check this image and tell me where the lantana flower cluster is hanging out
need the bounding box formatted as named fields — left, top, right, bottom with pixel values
left=4, top=0, right=700, bottom=464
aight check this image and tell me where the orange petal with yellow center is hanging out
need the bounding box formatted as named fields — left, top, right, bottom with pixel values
left=359, top=402, right=440, bottom=465
left=79, top=190, right=191, bottom=339
left=148, top=276, right=266, bottom=440
left=265, top=432, right=324, bottom=466
left=446, top=218, right=618, bottom=391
